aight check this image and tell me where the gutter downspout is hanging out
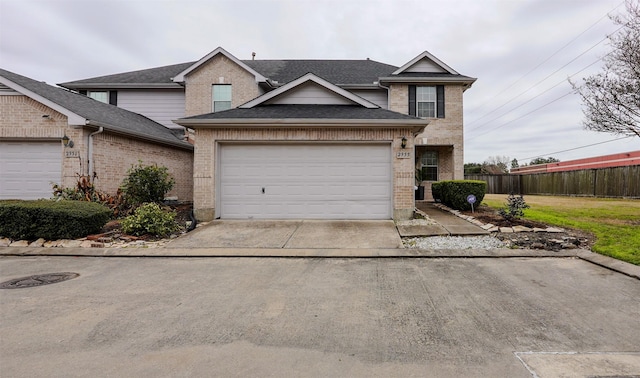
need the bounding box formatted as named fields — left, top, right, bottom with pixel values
left=87, top=126, right=104, bottom=181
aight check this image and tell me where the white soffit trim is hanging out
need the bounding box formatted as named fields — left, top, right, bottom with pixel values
left=172, top=47, right=267, bottom=83
left=392, top=50, right=459, bottom=75
left=239, top=73, right=380, bottom=109
left=0, top=75, right=87, bottom=125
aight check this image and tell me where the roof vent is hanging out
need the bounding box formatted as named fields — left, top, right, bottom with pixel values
left=252, top=52, right=256, bottom=60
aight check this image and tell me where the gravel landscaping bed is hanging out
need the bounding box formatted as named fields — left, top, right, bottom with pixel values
left=403, top=235, right=508, bottom=249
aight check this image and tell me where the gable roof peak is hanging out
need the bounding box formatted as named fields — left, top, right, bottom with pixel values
left=172, top=47, right=266, bottom=83
left=239, top=72, right=379, bottom=109
left=392, top=50, right=459, bottom=75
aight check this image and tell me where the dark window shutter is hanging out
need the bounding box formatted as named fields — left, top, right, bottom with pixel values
left=436, top=85, right=445, bottom=118
left=79, top=90, right=87, bottom=96
left=408, top=85, right=416, bottom=116
left=109, top=91, right=118, bottom=106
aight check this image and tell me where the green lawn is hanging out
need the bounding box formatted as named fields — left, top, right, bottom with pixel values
left=482, top=194, right=640, bottom=265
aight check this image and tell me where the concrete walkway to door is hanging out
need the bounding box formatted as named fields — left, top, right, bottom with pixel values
left=165, top=220, right=403, bottom=249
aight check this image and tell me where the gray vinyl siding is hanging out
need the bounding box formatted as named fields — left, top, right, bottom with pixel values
left=349, top=89, right=388, bottom=109
left=117, top=90, right=185, bottom=129
left=405, top=59, right=447, bottom=73
left=264, top=82, right=354, bottom=105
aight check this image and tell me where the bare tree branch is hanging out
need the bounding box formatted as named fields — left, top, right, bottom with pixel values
left=571, top=0, right=640, bottom=138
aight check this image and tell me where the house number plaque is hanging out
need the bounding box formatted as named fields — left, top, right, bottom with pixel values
left=65, top=150, right=80, bottom=158
left=396, top=151, right=411, bottom=159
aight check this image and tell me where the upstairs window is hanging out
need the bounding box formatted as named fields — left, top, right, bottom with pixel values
left=212, top=84, right=232, bottom=112
left=88, top=91, right=108, bottom=103
left=86, top=91, right=117, bottom=105
left=417, top=86, right=436, bottom=118
left=409, top=85, right=444, bottom=118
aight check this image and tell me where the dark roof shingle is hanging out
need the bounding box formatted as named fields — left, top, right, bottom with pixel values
left=181, top=104, right=421, bottom=120
left=1, top=68, right=191, bottom=149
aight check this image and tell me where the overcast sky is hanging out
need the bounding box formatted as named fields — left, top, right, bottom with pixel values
left=1, top=0, right=638, bottom=164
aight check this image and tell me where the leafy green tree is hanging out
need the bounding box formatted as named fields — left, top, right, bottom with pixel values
left=529, top=157, right=560, bottom=165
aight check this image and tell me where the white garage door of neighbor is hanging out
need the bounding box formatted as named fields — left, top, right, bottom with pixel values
left=219, top=144, right=392, bottom=219
left=0, top=141, right=62, bottom=200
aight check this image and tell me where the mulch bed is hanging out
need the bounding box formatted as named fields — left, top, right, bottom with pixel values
left=461, top=205, right=596, bottom=251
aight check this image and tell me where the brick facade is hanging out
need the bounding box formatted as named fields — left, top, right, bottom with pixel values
left=389, top=84, right=465, bottom=181
left=192, top=127, right=416, bottom=221
left=1, top=95, right=193, bottom=201
left=184, top=55, right=262, bottom=117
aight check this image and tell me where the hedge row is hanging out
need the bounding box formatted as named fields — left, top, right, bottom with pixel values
left=431, top=180, right=487, bottom=211
left=0, top=200, right=111, bottom=240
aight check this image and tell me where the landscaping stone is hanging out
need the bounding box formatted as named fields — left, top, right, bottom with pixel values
left=0, top=238, right=10, bottom=247
left=546, top=227, right=565, bottom=233
left=9, top=240, right=29, bottom=247
left=29, top=238, right=45, bottom=247
left=59, top=240, right=83, bottom=248
left=512, top=226, right=532, bottom=233
left=499, top=227, right=514, bottom=233
left=481, top=223, right=495, bottom=230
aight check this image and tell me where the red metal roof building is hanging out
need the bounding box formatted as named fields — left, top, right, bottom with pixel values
left=512, top=150, right=640, bottom=174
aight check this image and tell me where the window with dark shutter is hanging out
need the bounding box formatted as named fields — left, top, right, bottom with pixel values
left=409, top=85, right=446, bottom=118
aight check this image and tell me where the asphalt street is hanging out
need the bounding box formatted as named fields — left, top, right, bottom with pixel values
left=1, top=256, right=639, bottom=377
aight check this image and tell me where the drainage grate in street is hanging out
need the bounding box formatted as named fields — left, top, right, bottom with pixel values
left=0, top=273, right=80, bottom=289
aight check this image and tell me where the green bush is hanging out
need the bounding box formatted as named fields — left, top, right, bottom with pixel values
left=437, top=180, right=487, bottom=211
left=431, top=182, right=443, bottom=202
left=120, top=162, right=175, bottom=207
left=120, top=203, right=180, bottom=237
left=0, top=200, right=111, bottom=240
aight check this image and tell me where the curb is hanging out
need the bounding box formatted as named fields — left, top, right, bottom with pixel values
left=1, top=247, right=638, bottom=280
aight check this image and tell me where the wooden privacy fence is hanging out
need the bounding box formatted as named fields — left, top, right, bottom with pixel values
left=465, top=166, right=640, bottom=198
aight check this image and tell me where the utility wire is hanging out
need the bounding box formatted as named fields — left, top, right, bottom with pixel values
left=471, top=91, right=574, bottom=138
left=466, top=54, right=610, bottom=135
left=517, top=136, right=635, bottom=162
left=467, top=1, right=623, bottom=115
left=467, top=28, right=621, bottom=128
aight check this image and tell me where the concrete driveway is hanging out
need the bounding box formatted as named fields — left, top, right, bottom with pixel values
left=166, top=220, right=403, bottom=249
left=1, top=256, right=639, bottom=377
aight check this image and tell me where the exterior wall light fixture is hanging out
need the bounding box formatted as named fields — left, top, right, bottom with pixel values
left=62, top=135, right=74, bottom=148
left=401, top=136, right=407, bottom=149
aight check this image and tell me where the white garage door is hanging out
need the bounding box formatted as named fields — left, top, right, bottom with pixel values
left=0, top=141, right=62, bottom=200
left=219, top=144, right=392, bottom=219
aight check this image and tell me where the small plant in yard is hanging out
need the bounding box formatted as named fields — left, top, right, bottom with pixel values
left=52, top=174, right=126, bottom=217
left=120, top=162, right=175, bottom=207
left=120, top=203, right=180, bottom=237
left=499, top=193, right=530, bottom=221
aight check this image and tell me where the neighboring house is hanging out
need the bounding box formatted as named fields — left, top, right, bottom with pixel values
left=59, top=47, right=476, bottom=221
left=0, top=69, right=193, bottom=201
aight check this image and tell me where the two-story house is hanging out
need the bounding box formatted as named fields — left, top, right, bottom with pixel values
left=59, top=47, right=476, bottom=221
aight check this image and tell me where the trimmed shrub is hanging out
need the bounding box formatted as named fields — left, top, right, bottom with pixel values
left=0, top=200, right=111, bottom=240
left=431, top=182, right=444, bottom=202
left=120, top=203, right=180, bottom=237
left=120, top=162, right=175, bottom=207
left=437, top=180, right=487, bottom=211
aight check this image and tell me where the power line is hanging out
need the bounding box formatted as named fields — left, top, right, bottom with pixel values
left=467, top=29, right=620, bottom=128
left=470, top=91, right=574, bottom=138
left=516, top=136, right=635, bottom=162
left=467, top=1, right=623, bottom=115
left=466, top=54, right=610, bottom=135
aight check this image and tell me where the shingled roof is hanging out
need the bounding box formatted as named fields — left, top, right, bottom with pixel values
left=0, top=68, right=192, bottom=149
left=59, top=59, right=399, bottom=88
left=179, top=104, right=422, bottom=121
